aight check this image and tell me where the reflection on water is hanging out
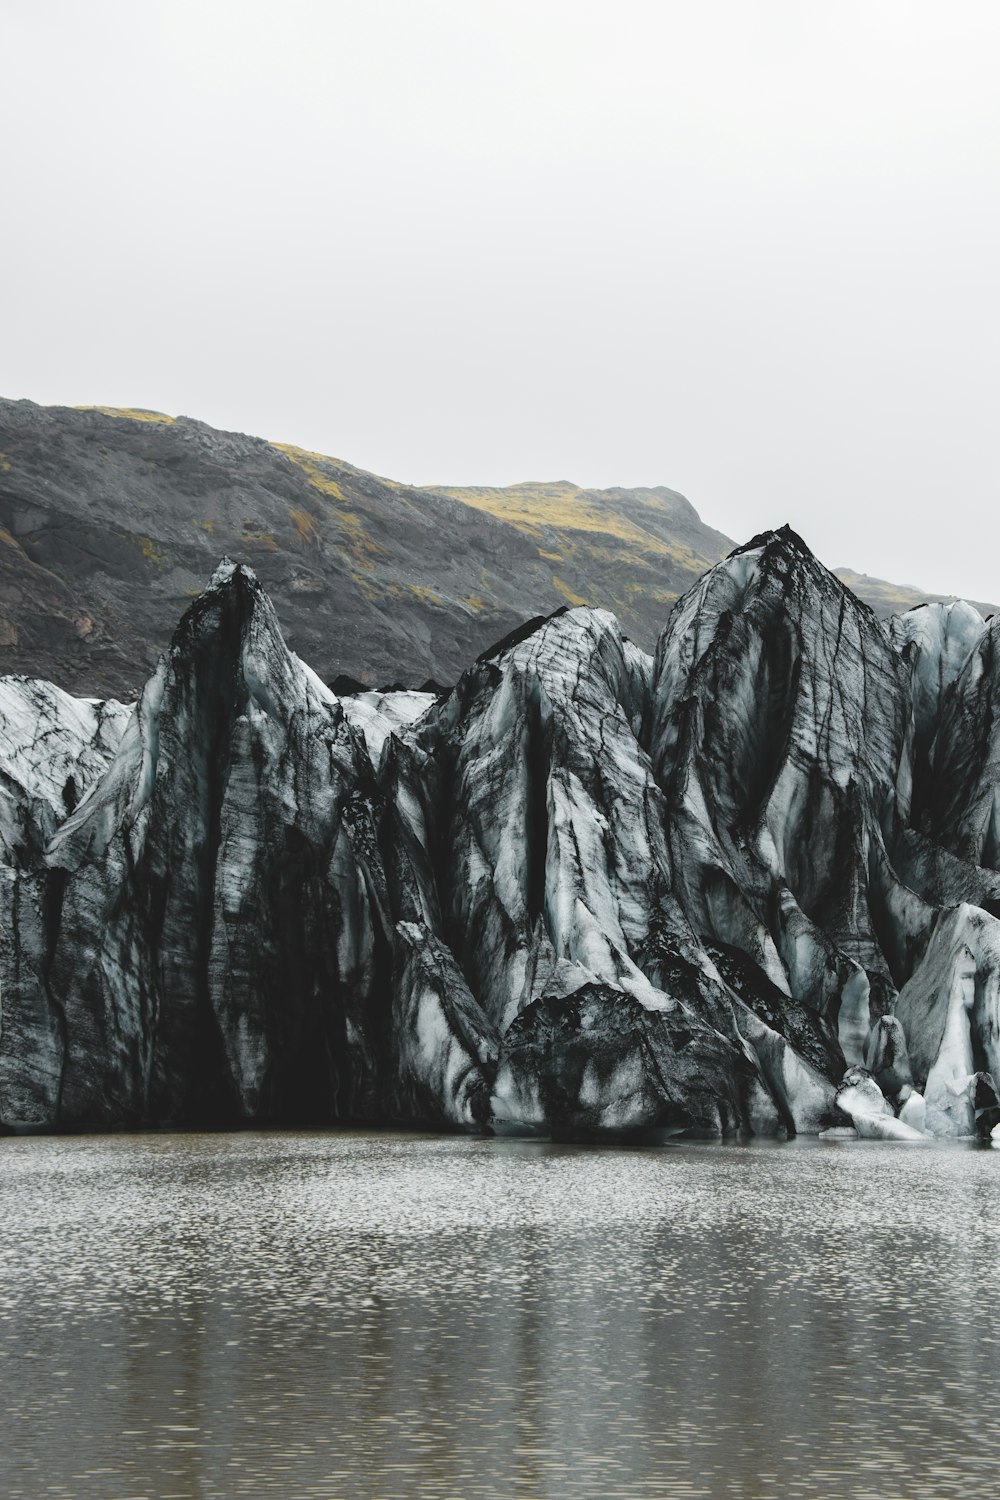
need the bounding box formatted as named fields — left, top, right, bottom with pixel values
left=0, top=1131, right=997, bottom=1499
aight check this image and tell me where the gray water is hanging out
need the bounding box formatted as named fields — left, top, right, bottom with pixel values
left=0, top=1133, right=998, bottom=1500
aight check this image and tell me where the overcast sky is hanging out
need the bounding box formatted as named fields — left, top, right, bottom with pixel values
left=3, top=1, right=998, bottom=599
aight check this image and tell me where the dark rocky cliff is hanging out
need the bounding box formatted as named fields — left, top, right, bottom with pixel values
left=1, top=398, right=991, bottom=701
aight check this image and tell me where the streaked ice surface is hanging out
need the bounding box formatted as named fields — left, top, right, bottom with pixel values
left=1, top=1133, right=998, bottom=1499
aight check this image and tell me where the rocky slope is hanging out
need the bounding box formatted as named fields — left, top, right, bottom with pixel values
left=1, top=398, right=992, bottom=701
left=3, top=531, right=1000, bottom=1140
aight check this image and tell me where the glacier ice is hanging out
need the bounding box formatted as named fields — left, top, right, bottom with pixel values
left=2, top=535, right=1000, bottom=1139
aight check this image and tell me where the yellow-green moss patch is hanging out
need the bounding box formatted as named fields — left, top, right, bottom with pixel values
left=77, top=407, right=176, bottom=425
left=553, top=577, right=588, bottom=607
left=273, top=443, right=346, bottom=502
left=137, top=536, right=168, bottom=564
left=290, top=507, right=319, bottom=544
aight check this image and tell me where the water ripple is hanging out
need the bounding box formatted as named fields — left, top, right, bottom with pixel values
left=0, top=1132, right=996, bottom=1498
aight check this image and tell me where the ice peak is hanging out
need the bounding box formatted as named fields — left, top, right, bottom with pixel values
left=477, top=606, right=571, bottom=665
left=206, top=557, right=261, bottom=593
left=169, top=559, right=281, bottom=666
left=729, top=523, right=817, bottom=564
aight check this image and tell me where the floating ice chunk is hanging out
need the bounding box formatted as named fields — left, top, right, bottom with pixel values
left=898, top=1089, right=928, bottom=1133
left=836, top=1069, right=927, bottom=1141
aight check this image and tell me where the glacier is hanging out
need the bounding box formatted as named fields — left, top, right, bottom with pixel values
left=2, top=529, right=1000, bottom=1141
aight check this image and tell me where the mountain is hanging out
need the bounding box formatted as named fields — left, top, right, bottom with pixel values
left=3, top=531, right=1000, bottom=1141
left=1, top=398, right=993, bottom=700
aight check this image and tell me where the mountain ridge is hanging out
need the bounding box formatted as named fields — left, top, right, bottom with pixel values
left=1, top=396, right=993, bottom=701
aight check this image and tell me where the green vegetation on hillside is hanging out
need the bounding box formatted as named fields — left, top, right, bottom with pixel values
left=75, top=406, right=177, bottom=425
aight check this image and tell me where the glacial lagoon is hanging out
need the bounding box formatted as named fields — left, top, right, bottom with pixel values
left=0, top=1132, right=997, bottom=1500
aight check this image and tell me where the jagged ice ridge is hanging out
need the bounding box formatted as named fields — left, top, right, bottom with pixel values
left=2, top=531, right=1000, bottom=1143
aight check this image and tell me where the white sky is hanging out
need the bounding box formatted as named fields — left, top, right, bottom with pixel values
left=3, top=1, right=999, bottom=599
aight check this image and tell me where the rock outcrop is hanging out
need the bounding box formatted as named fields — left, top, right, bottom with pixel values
left=3, top=530, right=1000, bottom=1140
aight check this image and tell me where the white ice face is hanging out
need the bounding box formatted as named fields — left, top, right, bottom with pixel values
left=0, top=678, right=130, bottom=862
left=339, top=690, right=438, bottom=766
